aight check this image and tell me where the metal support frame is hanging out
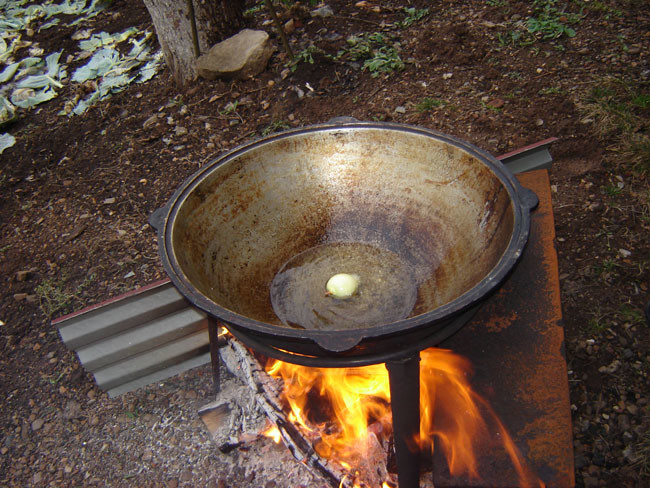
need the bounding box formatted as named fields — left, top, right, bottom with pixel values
left=386, top=354, right=422, bottom=488
left=208, top=316, right=221, bottom=395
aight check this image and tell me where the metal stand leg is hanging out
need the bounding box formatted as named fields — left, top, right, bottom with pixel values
left=207, top=317, right=221, bottom=396
left=386, top=353, right=421, bottom=488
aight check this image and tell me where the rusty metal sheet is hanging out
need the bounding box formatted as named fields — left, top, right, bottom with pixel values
left=434, top=170, right=574, bottom=488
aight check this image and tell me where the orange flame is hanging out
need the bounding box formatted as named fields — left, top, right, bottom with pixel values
left=267, top=348, right=544, bottom=487
left=261, top=423, right=282, bottom=444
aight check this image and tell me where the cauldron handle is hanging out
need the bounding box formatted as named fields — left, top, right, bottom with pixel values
left=148, top=204, right=169, bottom=232
left=516, top=183, right=539, bottom=211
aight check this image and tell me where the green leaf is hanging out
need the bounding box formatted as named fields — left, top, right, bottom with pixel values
left=0, top=132, right=16, bottom=154
left=11, top=87, right=57, bottom=108
left=71, top=47, right=121, bottom=82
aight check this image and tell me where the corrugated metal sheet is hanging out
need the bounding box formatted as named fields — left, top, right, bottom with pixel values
left=54, top=280, right=209, bottom=397
left=54, top=138, right=556, bottom=397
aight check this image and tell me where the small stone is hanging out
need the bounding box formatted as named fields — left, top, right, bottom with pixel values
left=618, top=249, right=631, bottom=258
left=487, top=98, right=505, bottom=109
left=394, top=106, right=406, bottom=114
left=197, top=29, right=274, bottom=80
left=103, top=197, right=116, bottom=204
left=284, top=18, right=295, bottom=34
left=535, top=118, right=544, bottom=126
left=143, top=114, right=159, bottom=129
left=312, top=6, right=334, bottom=18
left=175, top=126, right=188, bottom=137
left=15, top=270, right=30, bottom=281
left=63, top=400, right=82, bottom=420
left=32, top=473, right=42, bottom=484
left=588, top=202, right=601, bottom=211
left=31, top=419, right=44, bottom=432
left=167, top=479, right=179, bottom=488
left=13, top=293, right=28, bottom=302
left=443, top=72, right=453, bottom=80
left=142, top=449, right=153, bottom=462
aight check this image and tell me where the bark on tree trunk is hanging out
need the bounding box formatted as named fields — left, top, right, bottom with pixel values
left=143, top=0, right=245, bottom=87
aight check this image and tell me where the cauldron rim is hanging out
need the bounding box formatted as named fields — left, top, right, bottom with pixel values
left=155, top=121, right=535, bottom=356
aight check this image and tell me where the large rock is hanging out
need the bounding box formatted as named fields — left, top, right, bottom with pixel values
left=197, top=29, right=274, bottom=80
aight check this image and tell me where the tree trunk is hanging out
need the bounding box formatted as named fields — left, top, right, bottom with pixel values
left=143, top=0, right=245, bottom=87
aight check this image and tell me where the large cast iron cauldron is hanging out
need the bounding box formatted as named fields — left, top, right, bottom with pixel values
left=152, top=121, right=538, bottom=361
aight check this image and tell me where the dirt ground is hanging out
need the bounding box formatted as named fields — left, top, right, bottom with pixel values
left=1, top=0, right=649, bottom=486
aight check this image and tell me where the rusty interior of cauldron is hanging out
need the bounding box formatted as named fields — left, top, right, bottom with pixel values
left=170, top=128, right=515, bottom=331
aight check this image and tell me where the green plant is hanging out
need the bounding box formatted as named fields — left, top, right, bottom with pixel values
left=618, top=305, right=644, bottom=326
left=125, top=408, right=140, bottom=419
left=604, top=184, right=623, bottom=197
left=538, top=86, right=562, bottom=95
left=397, top=7, right=429, bottom=28
left=36, top=279, right=75, bottom=318
left=46, top=371, right=65, bottom=385
left=486, top=0, right=508, bottom=6
left=592, top=259, right=618, bottom=277
left=219, top=100, right=239, bottom=116
left=526, top=0, right=582, bottom=40
left=580, top=78, right=649, bottom=173
left=579, top=0, right=622, bottom=19
left=36, top=273, right=95, bottom=318
left=363, top=46, right=404, bottom=77
left=261, top=120, right=290, bottom=137
left=287, top=45, right=321, bottom=72
left=626, top=136, right=650, bottom=174
left=243, top=2, right=264, bottom=17
left=632, top=93, right=650, bottom=109
left=480, top=100, right=503, bottom=112
left=416, top=97, right=446, bottom=112
left=587, top=310, right=609, bottom=333
left=338, top=33, right=404, bottom=77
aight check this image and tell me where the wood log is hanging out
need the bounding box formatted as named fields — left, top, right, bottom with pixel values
left=219, top=337, right=351, bottom=487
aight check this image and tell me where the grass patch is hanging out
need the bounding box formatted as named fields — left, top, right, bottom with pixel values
left=35, top=273, right=95, bottom=318
left=580, top=77, right=649, bottom=173
left=261, top=120, right=290, bottom=137
left=416, top=97, right=446, bottom=112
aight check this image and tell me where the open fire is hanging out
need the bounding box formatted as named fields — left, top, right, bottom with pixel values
left=263, top=348, right=545, bottom=488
